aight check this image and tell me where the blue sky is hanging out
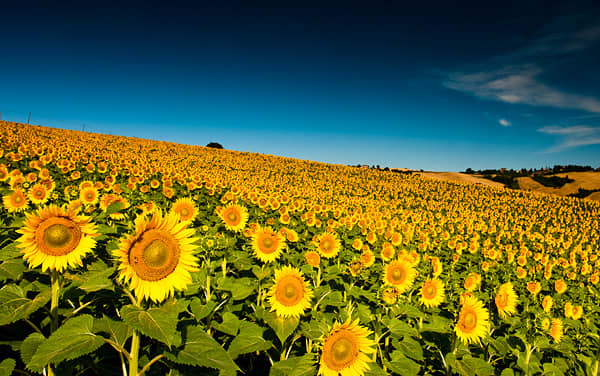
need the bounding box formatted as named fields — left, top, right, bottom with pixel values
left=1, top=1, right=599, bottom=171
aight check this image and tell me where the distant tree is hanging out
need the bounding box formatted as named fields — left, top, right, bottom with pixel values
left=206, top=142, right=223, bottom=149
left=465, top=168, right=474, bottom=174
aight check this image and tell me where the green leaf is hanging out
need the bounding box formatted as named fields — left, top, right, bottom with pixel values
left=0, top=284, right=52, bottom=326
left=77, top=261, right=115, bottom=292
left=263, top=311, right=300, bottom=344
left=212, top=312, right=241, bottom=336
left=105, top=201, right=124, bottom=215
left=0, top=258, right=26, bottom=281
left=94, top=316, right=132, bottom=347
left=228, top=321, right=272, bottom=359
left=388, top=318, right=418, bottom=338
left=320, top=290, right=344, bottom=307
left=421, top=315, right=452, bottom=333
left=21, top=332, right=46, bottom=365
left=120, top=300, right=183, bottom=347
left=500, top=368, right=515, bottom=376
left=393, top=303, right=424, bottom=318
left=300, top=320, right=325, bottom=340
left=270, top=354, right=316, bottom=376
left=395, top=337, right=423, bottom=361
left=460, top=355, right=495, bottom=376
left=0, top=359, right=15, bottom=376
left=164, top=325, right=240, bottom=373
left=27, top=315, right=105, bottom=372
left=363, top=362, right=388, bottom=376
left=0, top=242, right=21, bottom=261
left=190, top=298, right=218, bottom=320
left=385, top=352, right=421, bottom=376
left=217, top=277, right=255, bottom=300
left=543, top=363, right=565, bottom=376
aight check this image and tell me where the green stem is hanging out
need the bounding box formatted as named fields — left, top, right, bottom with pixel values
left=129, top=330, right=140, bottom=376
left=48, top=269, right=61, bottom=376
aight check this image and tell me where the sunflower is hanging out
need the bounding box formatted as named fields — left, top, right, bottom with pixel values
left=171, top=197, right=198, bottom=223
left=381, top=243, right=395, bottom=261
left=16, top=205, right=98, bottom=272
left=554, top=279, right=567, bottom=294
left=218, top=204, right=249, bottom=232
left=495, top=282, right=518, bottom=319
left=383, top=259, right=417, bottom=294
left=268, top=266, right=313, bottom=318
left=3, top=189, right=29, bottom=213
left=382, top=287, right=398, bottom=305
left=349, top=260, right=363, bottom=277
left=100, top=194, right=130, bottom=219
left=79, top=186, right=99, bottom=205
left=318, top=318, right=376, bottom=376
left=420, top=279, right=445, bottom=308
left=28, top=183, right=49, bottom=205
left=542, top=295, right=553, bottom=313
left=251, top=226, right=285, bottom=263
left=527, top=281, right=541, bottom=296
left=317, top=232, right=341, bottom=259
left=549, top=318, right=563, bottom=343
left=305, top=251, right=321, bottom=268
left=113, top=211, right=199, bottom=302
left=455, top=296, right=490, bottom=345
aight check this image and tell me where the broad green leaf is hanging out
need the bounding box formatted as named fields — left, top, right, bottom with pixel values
left=0, top=242, right=21, bottom=261
left=385, top=352, right=421, bottom=376
left=212, top=312, right=241, bottom=336
left=217, top=277, right=255, bottom=300
left=395, top=337, right=423, bottom=361
left=0, top=284, right=52, bottom=326
left=27, top=315, right=105, bottom=372
left=300, top=320, right=325, bottom=340
left=228, top=321, right=272, bottom=359
left=421, top=315, right=452, bottom=333
left=0, top=359, right=15, bottom=376
left=263, top=311, right=300, bottom=344
left=120, top=300, right=182, bottom=347
left=461, top=355, right=495, bottom=376
left=105, top=202, right=124, bottom=215
left=190, top=298, right=218, bottom=320
left=21, top=332, right=46, bottom=365
left=393, top=303, right=424, bottom=318
left=76, top=261, right=115, bottom=292
left=500, top=368, right=515, bottom=376
left=94, top=315, right=132, bottom=347
left=363, top=362, right=388, bottom=376
left=164, top=325, right=240, bottom=373
left=543, top=363, right=565, bottom=376
left=388, top=318, right=418, bottom=338
left=320, top=290, right=344, bottom=308
left=0, top=258, right=26, bottom=281
left=270, top=354, right=316, bottom=376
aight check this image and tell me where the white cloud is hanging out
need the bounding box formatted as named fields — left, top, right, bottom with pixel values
left=444, top=65, right=600, bottom=113
left=443, top=22, right=600, bottom=114
left=499, top=118, right=511, bottom=127
left=538, top=125, right=600, bottom=151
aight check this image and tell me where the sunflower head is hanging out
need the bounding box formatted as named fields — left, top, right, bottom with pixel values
left=317, top=232, right=341, bottom=259
left=549, top=318, right=563, bottom=343
left=171, top=197, right=198, bottom=223
left=113, top=211, right=199, bottom=303
left=218, top=204, right=249, bottom=232
left=3, top=189, right=29, bottom=213
left=455, top=296, right=490, bottom=345
left=318, top=319, right=376, bottom=376
left=420, top=279, right=445, bottom=308
left=16, top=205, right=98, bottom=272
left=268, top=266, right=313, bottom=318
left=251, top=226, right=285, bottom=263
left=495, top=282, right=518, bottom=319
left=383, top=259, right=417, bottom=294
left=305, top=251, right=321, bottom=268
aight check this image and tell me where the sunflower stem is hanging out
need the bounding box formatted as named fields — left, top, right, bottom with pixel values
left=129, top=330, right=140, bottom=376
left=47, top=269, right=61, bottom=376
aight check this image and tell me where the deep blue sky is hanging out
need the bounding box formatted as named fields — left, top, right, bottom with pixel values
left=1, top=1, right=599, bottom=171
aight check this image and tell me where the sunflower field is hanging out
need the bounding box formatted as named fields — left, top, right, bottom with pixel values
left=1, top=120, right=600, bottom=376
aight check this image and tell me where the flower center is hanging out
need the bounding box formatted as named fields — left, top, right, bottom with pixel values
left=423, top=284, right=436, bottom=300
left=461, top=310, right=477, bottom=331
left=275, top=276, right=304, bottom=306
left=332, top=338, right=352, bottom=363
left=143, top=240, right=170, bottom=268
left=44, top=224, right=73, bottom=248
left=323, top=331, right=359, bottom=371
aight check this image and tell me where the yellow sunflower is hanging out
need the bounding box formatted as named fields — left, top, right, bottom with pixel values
left=383, top=259, right=417, bottom=294
left=16, top=205, right=98, bottom=272
left=218, top=204, right=249, bottom=232
left=455, top=296, right=490, bottom=345
left=251, top=226, right=285, bottom=263
left=549, top=318, right=563, bottom=343
left=317, top=232, right=341, bottom=259
left=268, top=266, right=313, bottom=318
left=305, top=251, right=321, bottom=268
left=113, top=211, right=199, bottom=303
left=495, top=282, right=518, bottom=319
left=27, top=183, right=49, bottom=205
left=79, top=186, right=100, bottom=206
left=420, top=279, right=445, bottom=308
left=3, top=189, right=29, bottom=213
left=171, top=197, right=198, bottom=223
left=318, top=318, right=376, bottom=376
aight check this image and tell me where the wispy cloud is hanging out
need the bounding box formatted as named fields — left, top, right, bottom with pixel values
left=499, top=118, right=511, bottom=127
left=538, top=125, right=600, bottom=151
left=443, top=23, right=600, bottom=114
